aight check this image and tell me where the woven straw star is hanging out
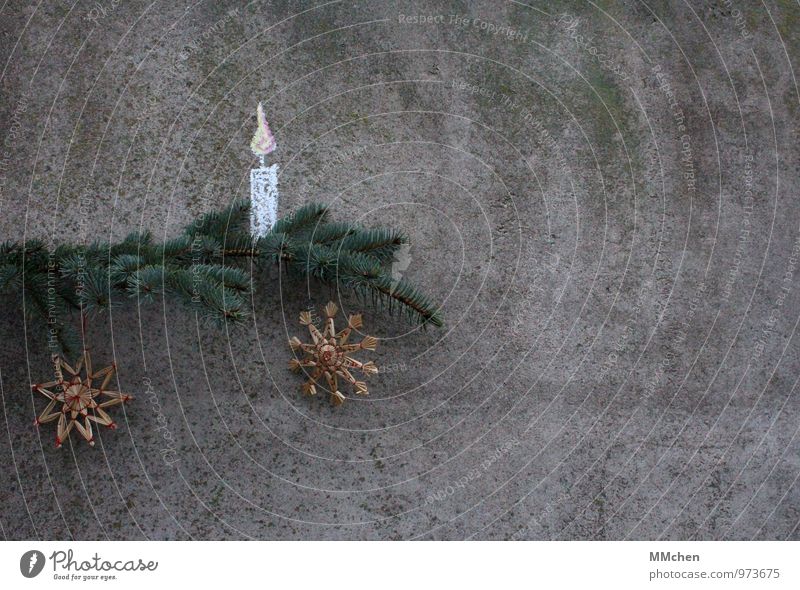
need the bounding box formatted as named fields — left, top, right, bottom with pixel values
left=289, top=302, right=378, bottom=405
left=32, top=351, right=131, bottom=448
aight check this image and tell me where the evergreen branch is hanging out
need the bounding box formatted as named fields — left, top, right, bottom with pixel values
left=280, top=242, right=442, bottom=326
left=0, top=264, right=22, bottom=293
left=216, top=234, right=259, bottom=258
left=336, top=252, right=443, bottom=327
left=190, top=264, right=249, bottom=292
left=166, top=268, right=197, bottom=302
left=109, top=254, right=143, bottom=286
left=257, top=231, right=292, bottom=266
left=339, top=227, right=407, bottom=263
left=110, top=231, right=153, bottom=256
left=196, top=284, right=248, bottom=324
left=271, top=202, right=329, bottom=235
left=307, top=221, right=356, bottom=244
left=157, top=235, right=194, bottom=259
left=129, top=265, right=165, bottom=303
left=1, top=200, right=443, bottom=353
left=184, top=198, right=250, bottom=238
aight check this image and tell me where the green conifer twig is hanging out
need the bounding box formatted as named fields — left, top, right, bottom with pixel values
left=0, top=200, right=443, bottom=352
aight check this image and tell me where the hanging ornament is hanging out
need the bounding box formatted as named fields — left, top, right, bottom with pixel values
left=288, top=302, right=378, bottom=406
left=32, top=351, right=132, bottom=448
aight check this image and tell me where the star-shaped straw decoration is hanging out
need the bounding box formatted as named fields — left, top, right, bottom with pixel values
left=32, top=351, right=132, bottom=448
left=289, top=302, right=378, bottom=406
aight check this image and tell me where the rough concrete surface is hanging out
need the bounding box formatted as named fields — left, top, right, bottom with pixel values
left=1, top=0, right=799, bottom=540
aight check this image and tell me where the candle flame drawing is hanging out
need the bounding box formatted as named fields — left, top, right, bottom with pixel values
left=250, top=102, right=276, bottom=162
left=249, top=103, right=279, bottom=237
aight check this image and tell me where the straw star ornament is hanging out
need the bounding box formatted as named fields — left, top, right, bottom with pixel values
left=32, top=352, right=132, bottom=448
left=289, top=302, right=378, bottom=405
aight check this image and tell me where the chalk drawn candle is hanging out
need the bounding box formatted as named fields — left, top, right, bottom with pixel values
left=249, top=103, right=278, bottom=237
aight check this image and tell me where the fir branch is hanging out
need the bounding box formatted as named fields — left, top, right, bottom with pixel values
left=279, top=241, right=442, bottom=326
left=78, top=267, right=115, bottom=312
left=1, top=200, right=443, bottom=353
left=217, top=234, right=259, bottom=258
left=110, top=230, right=153, bottom=256
left=0, top=264, right=22, bottom=293
left=335, top=251, right=443, bottom=327
left=158, top=235, right=193, bottom=259
left=184, top=198, right=251, bottom=238
left=271, top=202, right=329, bottom=235
left=194, top=283, right=247, bottom=324
left=190, top=264, right=249, bottom=292
left=109, top=254, right=143, bottom=286
left=307, top=221, right=356, bottom=244
left=129, top=265, right=165, bottom=303
left=339, top=227, right=407, bottom=263
left=257, top=231, right=291, bottom=266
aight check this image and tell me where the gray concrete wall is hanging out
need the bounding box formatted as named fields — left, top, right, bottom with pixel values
left=0, top=0, right=798, bottom=540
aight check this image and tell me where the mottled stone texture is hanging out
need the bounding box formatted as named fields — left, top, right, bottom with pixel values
left=1, top=0, right=798, bottom=540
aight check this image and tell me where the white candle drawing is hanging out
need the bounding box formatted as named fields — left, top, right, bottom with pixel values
left=249, top=102, right=278, bottom=237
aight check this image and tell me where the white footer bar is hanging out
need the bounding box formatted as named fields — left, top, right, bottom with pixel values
left=2, top=541, right=796, bottom=588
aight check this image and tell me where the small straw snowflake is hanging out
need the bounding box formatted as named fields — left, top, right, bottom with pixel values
left=288, top=302, right=378, bottom=406
left=32, top=351, right=132, bottom=448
